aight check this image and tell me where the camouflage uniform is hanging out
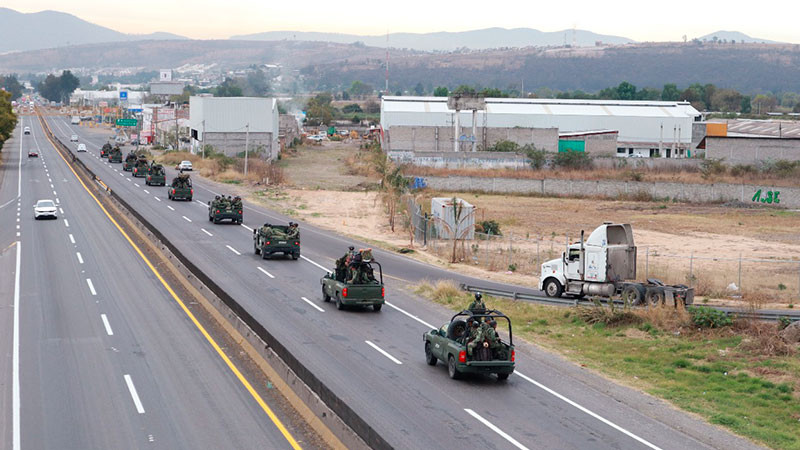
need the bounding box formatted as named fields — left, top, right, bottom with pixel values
left=466, top=321, right=481, bottom=356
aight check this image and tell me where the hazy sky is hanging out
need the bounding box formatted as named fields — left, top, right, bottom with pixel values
left=6, top=1, right=800, bottom=43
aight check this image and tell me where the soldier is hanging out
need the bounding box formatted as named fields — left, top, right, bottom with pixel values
left=287, top=222, right=299, bottom=238
left=468, top=292, right=487, bottom=316
left=484, top=320, right=505, bottom=359
left=233, top=196, right=242, bottom=210
left=260, top=223, right=272, bottom=237
left=466, top=321, right=482, bottom=356
left=213, top=195, right=221, bottom=208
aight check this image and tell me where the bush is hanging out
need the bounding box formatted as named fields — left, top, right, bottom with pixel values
left=487, top=140, right=520, bottom=152
left=688, top=306, right=733, bottom=328
left=700, top=158, right=727, bottom=179
left=476, top=219, right=502, bottom=236
left=524, top=146, right=547, bottom=169
left=553, top=150, right=593, bottom=170
left=729, top=164, right=756, bottom=177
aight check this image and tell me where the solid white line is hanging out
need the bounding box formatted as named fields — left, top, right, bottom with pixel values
left=201, top=228, right=213, bottom=237
left=226, top=245, right=241, bottom=255
left=86, top=278, right=97, bottom=296
left=384, top=301, right=437, bottom=329
left=465, top=409, right=529, bottom=450
left=257, top=267, right=275, bottom=279
left=123, top=374, right=145, bottom=414
left=167, top=205, right=174, bottom=211
left=365, top=340, right=402, bottom=364
left=100, top=314, right=114, bottom=336
left=182, top=215, right=192, bottom=222
left=69, top=234, right=75, bottom=244
left=300, top=255, right=329, bottom=272
left=154, top=197, right=161, bottom=202
left=240, top=223, right=253, bottom=232
left=514, top=372, right=662, bottom=450
left=301, top=296, right=324, bottom=312
left=143, top=189, right=149, bottom=194
left=63, top=219, right=69, bottom=227
left=76, top=252, right=84, bottom=264
left=12, top=241, right=21, bottom=450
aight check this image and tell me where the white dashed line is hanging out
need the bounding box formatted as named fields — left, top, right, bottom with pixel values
left=384, top=301, right=437, bottom=330
left=76, top=252, right=84, bottom=264
left=257, top=267, right=275, bottom=279
left=365, top=341, right=402, bottom=365
left=59, top=208, right=64, bottom=214
left=465, top=409, right=529, bottom=450
left=134, top=183, right=140, bottom=187
left=167, top=205, right=174, bottom=211
left=63, top=219, right=69, bottom=228
left=86, top=278, right=97, bottom=296
left=52, top=190, right=57, bottom=196
left=201, top=228, right=213, bottom=237
left=154, top=197, right=161, bottom=202
left=101, top=314, right=114, bottom=336
left=300, top=255, right=329, bottom=272
left=123, top=375, right=145, bottom=414
left=240, top=223, right=253, bottom=232
left=226, top=245, right=241, bottom=255
left=69, top=234, right=75, bottom=244
left=182, top=215, right=192, bottom=222
left=301, top=296, right=324, bottom=312
left=143, top=189, right=149, bottom=194
left=194, top=200, right=206, bottom=206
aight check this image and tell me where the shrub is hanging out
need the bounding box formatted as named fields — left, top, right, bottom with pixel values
left=688, top=306, right=733, bottom=328
left=700, top=158, right=727, bottom=179
left=729, top=164, right=756, bottom=177
left=476, top=219, right=502, bottom=236
left=487, top=140, right=520, bottom=153
left=553, top=150, right=593, bottom=170
left=523, top=145, right=547, bottom=169
left=577, top=301, right=641, bottom=326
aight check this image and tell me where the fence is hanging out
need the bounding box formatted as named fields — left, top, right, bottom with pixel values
left=406, top=198, right=800, bottom=302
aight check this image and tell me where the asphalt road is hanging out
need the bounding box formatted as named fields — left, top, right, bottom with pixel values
left=0, top=116, right=311, bottom=449
left=46, top=116, right=763, bottom=450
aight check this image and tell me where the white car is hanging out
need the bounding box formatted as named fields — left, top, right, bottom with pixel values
left=70, top=134, right=78, bottom=142
left=23, top=127, right=30, bottom=135
left=77, top=143, right=87, bottom=152
left=176, top=160, right=193, bottom=171
left=34, top=199, right=58, bottom=220
left=307, top=134, right=325, bottom=142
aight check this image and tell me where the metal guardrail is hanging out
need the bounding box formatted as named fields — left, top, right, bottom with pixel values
left=460, top=284, right=800, bottom=323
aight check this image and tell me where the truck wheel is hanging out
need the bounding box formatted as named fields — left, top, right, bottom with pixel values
left=254, top=244, right=261, bottom=255
left=261, top=249, right=268, bottom=260
left=496, top=373, right=509, bottom=381
left=336, top=294, right=344, bottom=310
left=622, top=285, right=643, bottom=305
left=544, top=278, right=563, bottom=298
left=213, top=217, right=219, bottom=224
left=425, top=342, right=437, bottom=366
left=447, top=355, right=461, bottom=380
left=372, top=304, right=382, bottom=312
left=292, top=253, right=299, bottom=260
left=646, top=290, right=665, bottom=306
left=322, top=286, right=331, bottom=302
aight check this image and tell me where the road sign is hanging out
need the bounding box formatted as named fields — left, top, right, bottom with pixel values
left=119, top=91, right=128, bottom=100
left=116, top=118, right=138, bottom=127
left=128, top=108, right=143, bottom=113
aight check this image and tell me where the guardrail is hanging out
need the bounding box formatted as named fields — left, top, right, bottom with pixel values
left=37, top=114, right=390, bottom=449
left=459, top=284, right=800, bottom=323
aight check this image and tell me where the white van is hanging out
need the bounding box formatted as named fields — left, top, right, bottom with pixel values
left=71, top=116, right=80, bottom=125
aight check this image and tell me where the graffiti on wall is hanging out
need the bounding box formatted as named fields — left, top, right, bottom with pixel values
left=752, top=189, right=781, bottom=204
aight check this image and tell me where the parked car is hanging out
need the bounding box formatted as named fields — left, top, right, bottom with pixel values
left=70, top=134, right=78, bottom=142
left=77, top=143, right=87, bottom=152
left=306, top=134, right=325, bottom=142
left=33, top=199, right=58, bottom=219
left=175, top=160, right=193, bottom=171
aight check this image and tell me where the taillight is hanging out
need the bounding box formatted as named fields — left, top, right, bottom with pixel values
left=216, top=210, right=220, bottom=213
left=342, top=288, right=348, bottom=298
left=238, top=210, right=242, bottom=214
left=190, top=189, right=194, bottom=194
left=294, top=241, right=299, bottom=245
left=172, top=189, right=175, bottom=194
left=266, top=241, right=270, bottom=245
left=511, top=350, right=515, bottom=362
left=458, top=351, right=466, bottom=363
left=381, top=287, right=385, bottom=298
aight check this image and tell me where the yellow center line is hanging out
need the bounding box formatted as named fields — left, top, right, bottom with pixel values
left=38, top=115, right=302, bottom=450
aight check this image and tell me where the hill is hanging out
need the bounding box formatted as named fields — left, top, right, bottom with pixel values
left=697, top=30, right=779, bottom=44
left=0, top=7, right=186, bottom=53
left=230, top=27, right=634, bottom=51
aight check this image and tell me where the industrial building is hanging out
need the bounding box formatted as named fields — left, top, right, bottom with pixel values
left=189, top=96, right=279, bottom=159
left=380, top=97, right=701, bottom=162
left=700, top=136, right=800, bottom=164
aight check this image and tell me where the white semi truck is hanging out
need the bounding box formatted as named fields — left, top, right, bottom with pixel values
left=538, top=222, right=694, bottom=306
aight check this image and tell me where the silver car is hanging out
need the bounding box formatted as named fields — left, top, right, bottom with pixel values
left=34, top=199, right=58, bottom=220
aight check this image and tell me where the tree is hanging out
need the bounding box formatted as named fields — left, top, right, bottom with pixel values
left=740, top=96, right=752, bottom=114
left=453, top=85, right=476, bottom=95
left=0, top=90, right=17, bottom=146
left=342, top=103, right=362, bottom=114
left=752, top=94, right=778, bottom=114
left=661, top=83, right=680, bottom=101
left=0, top=75, right=23, bottom=101
left=349, top=80, right=374, bottom=99
left=702, top=84, right=716, bottom=111
left=37, top=70, right=80, bottom=104
left=243, top=69, right=270, bottom=96
left=615, top=81, right=637, bottom=100
left=636, top=87, right=661, bottom=100
left=305, top=93, right=335, bottom=125
left=710, top=89, right=743, bottom=112
left=433, top=86, right=449, bottom=97
left=215, top=77, right=243, bottom=97
left=413, top=82, right=425, bottom=96
left=58, top=70, right=79, bottom=103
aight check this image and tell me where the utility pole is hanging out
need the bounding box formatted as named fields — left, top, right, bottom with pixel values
left=174, top=105, right=179, bottom=152
left=202, top=119, right=206, bottom=158
left=244, top=123, right=250, bottom=176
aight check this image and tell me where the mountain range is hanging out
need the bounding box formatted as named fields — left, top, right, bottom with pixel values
left=697, top=30, right=779, bottom=44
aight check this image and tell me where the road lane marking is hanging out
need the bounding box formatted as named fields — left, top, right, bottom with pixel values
left=182, top=215, right=192, bottom=222
left=52, top=190, right=57, bottom=195
left=123, top=375, right=145, bottom=414
left=50, top=184, right=54, bottom=189
left=59, top=208, right=64, bottom=214
left=154, top=197, right=161, bottom=202
left=63, top=219, right=69, bottom=227
left=195, top=200, right=206, bottom=206
left=12, top=241, right=21, bottom=450
left=76, top=252, right=84, bottom=264
left=42, top=117, right=303, bottom=449
left=226, top=245, right=241, bottom=255
left=201, top=228, right=213, bottom=237
left=134, top=183, right=140, bottom=187
left=365, top=340, right=402, bottom=365
left=167, top=205, right=174, bottom=211
left=257, top=267, right=275, bottom=279
left=514, top=372, right=662, bottom=450
left=465, top=409, right=529, bottom=450
left=384, top=301, right=437, bottom=329
left=301, top=296, right=324, bottom=312
left=300, top=255, right=329, bottom=272
left=86, top=278, right=97, bottom=296
left=143, top=189, right=149, bottom=194
left=55, top=198, right=59, bottom=204
left=69, top=234, right=75, bottom=244
left=101, top=314, right=114, bottom=336
left=241, top=223, right=253, bottom=232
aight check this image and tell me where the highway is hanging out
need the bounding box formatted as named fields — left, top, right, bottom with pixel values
left=0, top=116, right=313, bottom=449
left=41, top=114, right=763, bottom=450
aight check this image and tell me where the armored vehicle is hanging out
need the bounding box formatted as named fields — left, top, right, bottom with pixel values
left=253, top=223, right=299, bottom=258
left=320, top=248, right=384, bottom=311
left=423, top=309, right=515, bottom=380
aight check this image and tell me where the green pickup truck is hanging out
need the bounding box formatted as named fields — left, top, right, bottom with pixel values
left=100, top=143, right=112, bottom=158
left=209, top=197, right=243, bottom=224
left=108, top=147, right=123, bottom=163
left=145, top=164, right=166, bottom=186
left=321, top=250, right=384, bottom=311
left=167, top=174, right=192, bottom=201
left=123, top=153, right=137, bottom=171
left=253, top=224, right=299, bottom=258
left=132, top=158, right=149, bottom=178
left=423, top=310, right=515, bottom=381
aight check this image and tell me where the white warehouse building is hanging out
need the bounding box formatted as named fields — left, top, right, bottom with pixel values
left=189, top=96, right=279, bottom=160
left=381, top=97, right=702, bottom=158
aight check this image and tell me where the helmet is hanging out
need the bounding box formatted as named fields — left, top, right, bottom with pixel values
left=475, top=292, right=482, bottom=301
left=348, top=246, right=355, bottom=251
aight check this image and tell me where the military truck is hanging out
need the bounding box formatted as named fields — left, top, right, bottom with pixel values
left=320, top=248, right=384, bottom=311
left=145, top=164, right=166, bottom=186
left=132, top=157, right=149, bottom=178
left=423, top=309, right=515, bottom=380
left=100, top=143, right=112, bottom=158
left=168, top=173, right=193, bottom=201
left=208, top=196, right=243, bottom=224
left=123, top=152, right=137, bottom=171
left=108, top=146, right=123, bottom=163
left=253, top=223, right=299, bottom=258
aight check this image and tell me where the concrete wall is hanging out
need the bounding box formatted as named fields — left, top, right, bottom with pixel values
left=417, top=175, right=800, bottom=208
left=202, top=131, right=277, bottom=159
left=388, top=151, right=529, bottom=169
left=562, top=133, right=619, bottom=157
left=592, top=157, right=702, bottom=170
left=705, top=137, right=800, bottom=163
left=279, top=114, right=301, bottom=147
left=385, top=125, right=558, bottom=153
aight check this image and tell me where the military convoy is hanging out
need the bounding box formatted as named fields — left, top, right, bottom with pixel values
left=145, top=164, right=166, bottom=186
left=123, top=152, right=137, bottom=171
left=208, top=195, right=243, bottom=224
left=253, top=223, right=300, bottom=259
left=168, top=173, right=193, bottom=201
left=108, top=146, right=123, bottom=163
left=321, top=248, right=384, bottom=311
left=423, top=309, right=515, bottom=380
left=132, top=157, right=149, bottom=178
left=100, top=143, right=112, bottom=158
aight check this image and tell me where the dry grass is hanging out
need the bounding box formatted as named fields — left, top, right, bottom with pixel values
left=155, top=151, right=284, bottom=185
left=636, top=304, right=691, bottom=330
left=734, top=320, right=796, bottom=357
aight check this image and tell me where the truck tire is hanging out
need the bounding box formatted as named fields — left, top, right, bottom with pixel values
left=646, top=289, right=665, bottom=306
left=261, top=249, right=268, bottom=260
left=496, top=373, right=509, bottom=381
left=373, top=304, right=382, bottom=312
left=543, top=278, right=563, bottom=298
left=292, top=252, right=299, bottom=260
left=254, top=243, right=261, bottom=255
left=447, top=355, right=461, bottom=380
left=336, top=294, right=344, bottom=310
left=622, top=285, right=644, bottom=305
left=425, top=342, right=437, bottom=366
left=322, top=286, right=331, bottom=302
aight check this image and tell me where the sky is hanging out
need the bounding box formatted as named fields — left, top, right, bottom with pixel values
left=5, top=0, right=800, bottom=44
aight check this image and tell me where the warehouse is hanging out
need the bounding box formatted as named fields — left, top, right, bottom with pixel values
left=189, top=96, right=279, bottom=159
left=380, top=97, right=701, bottom=159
